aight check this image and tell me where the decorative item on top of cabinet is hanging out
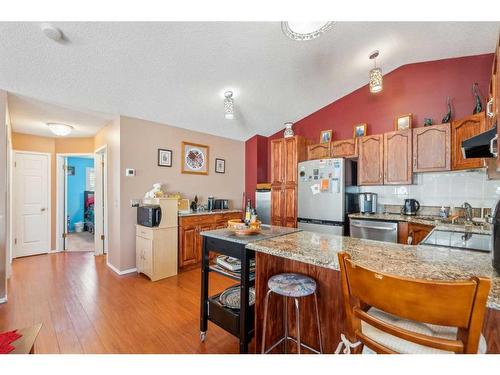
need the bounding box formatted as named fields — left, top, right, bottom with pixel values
left=320, top=130, right=332, bottom=144
left=358, top=135, right=384, bottom=186
left=270, top=136, right=308, bottom=227
left=495, top=31, right=500, bottom=170
left=383, top=129, right=412, bottom=185
left=283, top=122, right=294, bottom=138
left=442, top=97, right=453, bottom=124
left=472, top=82, right=483, bottom=115
left=178, top=211, right=242, bottom=270
left=307, top=143, right=330, bottom=160
left=331, top=139, right=358, bottom=158
left=413, top=123, right=451, bottom=173
left=394, top=113, right=413, bottom=131
left=353, top=123, right=367, bottom=138
left=451, top=112, right=486, bottom=171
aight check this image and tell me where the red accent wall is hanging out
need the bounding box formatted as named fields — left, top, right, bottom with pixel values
left=245, top=134, right=268, bottom=205
left=245, top=53, right=494, bottom=197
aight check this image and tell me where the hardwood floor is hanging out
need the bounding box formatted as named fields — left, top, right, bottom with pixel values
left=0, top=252, right=245, bottom=353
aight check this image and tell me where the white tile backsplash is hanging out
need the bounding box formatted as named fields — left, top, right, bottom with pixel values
left=359, top=169, right=500, bottom=210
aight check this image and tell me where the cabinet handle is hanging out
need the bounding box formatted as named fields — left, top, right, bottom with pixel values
left=487, top=98, right=494, bottom=118
left=413, top=157, right=417, bottom=169
left=490, top=134, right=498, bottom=157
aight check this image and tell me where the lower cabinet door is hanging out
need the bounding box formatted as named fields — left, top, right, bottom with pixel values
left=271, top=185, right=284, bottom=226
left=197, top=224, right=214, bottom=263
left=142, top=238, right=153, bottom=278
left=180, top=226, right=198, bottom=268
left=136, top=236, right=143, bottom=272
left=283, top=185, right=297, bottom=228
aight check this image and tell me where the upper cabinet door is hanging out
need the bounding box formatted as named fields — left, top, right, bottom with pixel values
left=451, top=113, right=486, bottom=170
left=331, top=139, right=358, bottom=158
left=358, top=135, right=384, bottom=186
left=270, top=139, right=284, bottom=185
left=384, top=130, right=413, bottom=185
left=413, top=123, right=451, bottom=173
left=307, top=143, right=330, bottom=160
left=284, top=137, right=298, bottom=184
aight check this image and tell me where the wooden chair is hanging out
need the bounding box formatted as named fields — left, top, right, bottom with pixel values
left=338, top=252, right=491, bottom=354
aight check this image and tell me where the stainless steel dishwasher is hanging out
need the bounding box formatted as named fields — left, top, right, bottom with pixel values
left=350, top=219, right=398, bottom=243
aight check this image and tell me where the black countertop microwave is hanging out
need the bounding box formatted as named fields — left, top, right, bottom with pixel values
left=137, top=205, right=161, bottom=227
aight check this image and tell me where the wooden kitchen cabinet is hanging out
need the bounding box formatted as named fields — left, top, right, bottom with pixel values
left=358, top=135, right=384, bottom=185
left=307, top=143, right=330, bottom=160
left=451, top=113, right=486, bottom=170
left=412, top=123, right=451, bottom=173
left=397, top=221, right=433, bottom=245
left=270, top=136, right=308, bottom=227
left=331, top=139, right=358, bottom=158
left=178, top=211, right=242, bottom=270
left=384, top=129, right=412, bottom=185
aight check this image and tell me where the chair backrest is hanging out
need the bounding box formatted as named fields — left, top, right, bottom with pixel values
left=338, top=252, right=491, bottom=354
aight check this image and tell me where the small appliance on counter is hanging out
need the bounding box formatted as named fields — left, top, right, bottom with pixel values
left=491, top=199, right=500, bottom=272
left=359, top=192, right=377, bottom=214
left=207, top=196, right=215, bottom=211
left=137, top=205, right=162, bottom=227
left=214, top=199, right=229, bottom=210
left=401, top=198, right=420, bottom=216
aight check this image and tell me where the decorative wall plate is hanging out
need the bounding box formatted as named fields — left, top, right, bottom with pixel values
left=181, top=141, right=209, bottom=175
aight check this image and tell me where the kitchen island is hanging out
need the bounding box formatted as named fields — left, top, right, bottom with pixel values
left=246, top=231, right=500, bottom=354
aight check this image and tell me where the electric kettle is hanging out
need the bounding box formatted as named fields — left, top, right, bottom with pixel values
left=401, top=199, right=420, bottom=216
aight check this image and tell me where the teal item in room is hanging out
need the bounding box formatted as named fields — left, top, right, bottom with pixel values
left=67, top=156, right=94, bottom=232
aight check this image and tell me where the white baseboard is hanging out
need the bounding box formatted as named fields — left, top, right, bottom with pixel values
left=106, top=261, right=137, bottom=275
left=0, top=296, right=7, bottom=304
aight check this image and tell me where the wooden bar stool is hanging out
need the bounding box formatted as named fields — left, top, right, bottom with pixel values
left=337, top=252, right=491, bottom=354
left=261, top=273, right=323, bottom=354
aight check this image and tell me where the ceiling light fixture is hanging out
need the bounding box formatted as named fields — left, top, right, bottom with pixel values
left=224, top=91, right=234, bottom=120
left=41, top=23, right=63, bottom=42
left=369, top=50, right=383, bottom=94
left=47, top=123, right=73, bottom=136
left=281, top=22, right=334, bottom=41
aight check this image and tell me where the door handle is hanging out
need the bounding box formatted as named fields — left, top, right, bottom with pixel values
left=490, top=134, right=498, bottom=157
left=351, top=224, right=396, bottom=231
left=487, top=98, right=494, bottom=118
left=41, top=207, right=47, bottom=212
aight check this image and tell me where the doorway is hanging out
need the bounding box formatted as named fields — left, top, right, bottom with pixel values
left=93, top=145, right=108, bottom=256
left=12, top=151, right=51, bottom=258
left=56, top=153, right=95, bottom=252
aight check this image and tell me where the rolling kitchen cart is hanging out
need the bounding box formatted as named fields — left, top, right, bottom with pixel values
left=200, top=227, right=299, bottom=354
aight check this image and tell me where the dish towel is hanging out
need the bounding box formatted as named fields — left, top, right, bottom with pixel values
left=0, top=330, right=22, bottom=354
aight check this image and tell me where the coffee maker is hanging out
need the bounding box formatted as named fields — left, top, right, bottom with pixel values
left=359, top=193, right=377, bottom=214
left=491, top=200, right=500, bottom=272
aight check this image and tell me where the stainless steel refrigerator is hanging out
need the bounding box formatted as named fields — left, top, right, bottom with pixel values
left=297, top=158, right=357, bottom=235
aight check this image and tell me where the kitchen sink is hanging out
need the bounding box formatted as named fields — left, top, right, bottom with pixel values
left=420, top=229, right=491, bottom=253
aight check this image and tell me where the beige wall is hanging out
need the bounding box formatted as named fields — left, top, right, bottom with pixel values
left=12, top=133, right=95, bottom=249
left=94, top=117, right=121, bottom=269
left=0, top=90, right=7, bottom=300
left=117, top=116, right=245, bottom=270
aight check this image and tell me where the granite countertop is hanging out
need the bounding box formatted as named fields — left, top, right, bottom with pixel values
left=178, top=209, right=242, bottom=217
left=348, top=212, right=491, bottom=235
left=246, top=231, right=500, bottom=310
left=200, top=225, right=300, bottom=245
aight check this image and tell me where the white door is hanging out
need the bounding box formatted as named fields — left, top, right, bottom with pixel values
left=14, top=152, right=50, bottom=257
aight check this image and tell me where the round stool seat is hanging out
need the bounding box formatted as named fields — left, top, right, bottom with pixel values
left=267, top=273, right=317, bottom=298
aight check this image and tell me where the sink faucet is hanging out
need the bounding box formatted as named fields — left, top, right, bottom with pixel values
left=463, top=202, right=473, bottom=223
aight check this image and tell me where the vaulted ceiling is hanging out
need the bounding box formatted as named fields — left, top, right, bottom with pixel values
left=0, top=22, right=498, bottom=140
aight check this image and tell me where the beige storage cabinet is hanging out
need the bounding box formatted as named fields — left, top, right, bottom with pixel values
left=136, top=197, right=178, bottom=281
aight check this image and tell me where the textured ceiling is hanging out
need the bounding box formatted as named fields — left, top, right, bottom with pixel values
left=8, top=94, right=114, bottom=137
left=0, top=22, right=499, bottom=140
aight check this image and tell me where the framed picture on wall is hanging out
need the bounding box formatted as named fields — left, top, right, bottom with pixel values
left=181, top=141, right=209, bottom=175
left=353, top=123, right=367, bottom=138
left=158, top=149, right=172, bottom=167
left=394, top=113, right=413, bottom=130
left=319, top=130, right=332, bottom=143
left=215, top=158, right=225, bottom=174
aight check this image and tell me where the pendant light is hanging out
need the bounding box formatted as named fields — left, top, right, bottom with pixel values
left=224, top=91, right=234, bottom=120
left=369, top=50, right=383, bottom=94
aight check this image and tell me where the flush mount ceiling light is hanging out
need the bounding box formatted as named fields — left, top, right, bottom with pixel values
left=281, top=21, right=334, bottom=41
left=224, top=91, right=234, bottom=120
left=41, top=23, right=63, bottom=42
left=369, top=50, right=383, bottom=94
left=47, top=123, right=73, bottom=136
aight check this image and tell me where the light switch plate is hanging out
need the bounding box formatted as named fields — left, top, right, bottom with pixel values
left=130, top=199, right=140, bottom=207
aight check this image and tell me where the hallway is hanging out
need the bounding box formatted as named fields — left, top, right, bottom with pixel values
left=0, top=253, right=240, bottom=353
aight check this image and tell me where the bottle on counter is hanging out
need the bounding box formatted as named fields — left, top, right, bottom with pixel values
left=245, top=198, right=252, bottom=226
left=250, top=208, right=257, bottom=224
